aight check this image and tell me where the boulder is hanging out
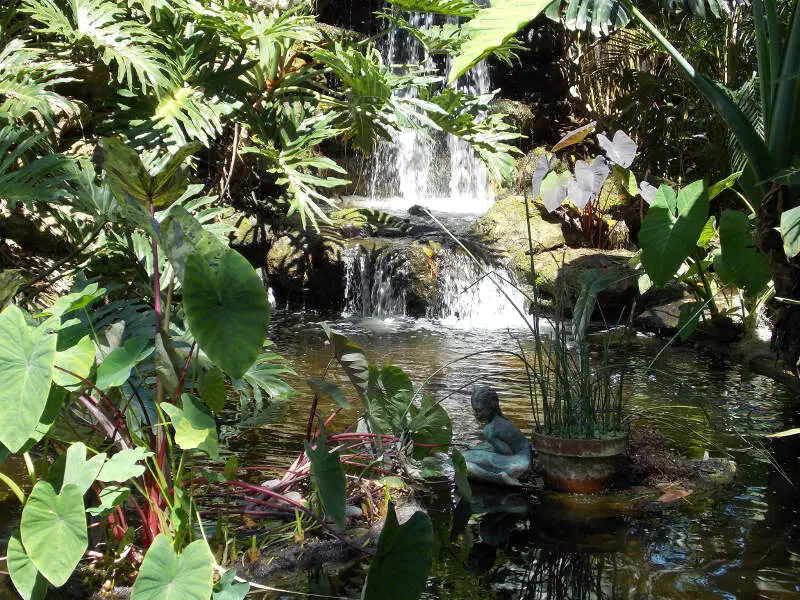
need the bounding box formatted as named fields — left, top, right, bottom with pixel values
left=471, top=194, right=565, bottom=284
left=532, top=248, right=637, bottom=318
left=266, top=227, right=345, bottom=308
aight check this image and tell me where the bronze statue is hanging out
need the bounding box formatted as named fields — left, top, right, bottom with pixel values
left=462, top=386, right=531, bottom=487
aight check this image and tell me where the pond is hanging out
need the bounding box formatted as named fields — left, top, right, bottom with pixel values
left=223, top=310, right=799, bottom=600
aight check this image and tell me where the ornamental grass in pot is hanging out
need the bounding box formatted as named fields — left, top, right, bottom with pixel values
left=529, top=273, right=628, bottom=493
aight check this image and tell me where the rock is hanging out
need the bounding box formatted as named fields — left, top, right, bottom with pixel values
left=407, top=204, right=430, bottom=218
left=471, top=194, right=565, bottom=286
left=345, top=505, right=363, bottom=519
left=228, top=211, right=274, bottom=265
left=266, top=227, right=345, bottom=308
left=513, top=147, right=568, bottom=192
left=490, top=99, right=535, bottom=139
left=532, top=248, right=637, bottom=317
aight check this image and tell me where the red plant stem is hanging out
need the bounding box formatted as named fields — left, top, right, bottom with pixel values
left=56, top=366, right=125, bottom=425
left=171, top=341, right=197, bottom=401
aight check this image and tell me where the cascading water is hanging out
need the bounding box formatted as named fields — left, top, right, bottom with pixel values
left=364, top=5, right=493, bottom=212
left=343, top=3, right=526, bottom=328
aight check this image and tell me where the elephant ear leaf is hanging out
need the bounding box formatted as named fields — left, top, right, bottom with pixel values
left=131, top=534, right=213, bottom=600
left=183, top=250, right=269, bottom=379
left=639, top=180, right=709, bottom=287
left=362, top=502, right=434, bottom=600
left=0, top=306, right=58, bottom=453
left=713, top=210, right=770, bottom=296
left=304, top=429, right=346, bottom=527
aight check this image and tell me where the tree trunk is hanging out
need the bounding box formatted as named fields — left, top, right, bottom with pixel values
left=758, top=186, right=800, bottom=375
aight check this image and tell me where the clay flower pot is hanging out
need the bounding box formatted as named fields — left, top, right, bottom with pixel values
left=532, top=431, right=628, bottom=493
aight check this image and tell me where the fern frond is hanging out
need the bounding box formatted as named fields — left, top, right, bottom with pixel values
left=151, top=83, right=239, bottom=147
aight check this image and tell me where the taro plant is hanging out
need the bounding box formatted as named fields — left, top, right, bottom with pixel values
left=636, top=176, right=772, bottom=339
left=531, top=122, right=645, bottom=249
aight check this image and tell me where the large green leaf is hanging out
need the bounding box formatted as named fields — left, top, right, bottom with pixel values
left=38, top=283, right=105, bottom=319
left=86, top=485, right=130, bottom=517
left=0, top=305, right=58, bottom=452
left=321, top=325, right=370, bottom=398
left=639, top=180, right=709, bottom=287
left=362, top=502, right=434, bottom=600
left=7, top=532, right=48, bottom=600
left=130, top=535, right=214, bottom=600
left=20, top=481, right=87, bottom=587
left=304, top=430, right=346, bottom=527
left=452, top=449, right=472, bottom=503
left=159, top=205, right=229, bottom=283
left=409, top=396, right=452, bottom=459
left=183, top=251, right=269, bottom=379
left=448, top=0, right=553, bottom=83
left=365, top=365, right=415, bottom=436
left=62, top=442, right=106, bottom=495
left=713, top=210, right=771, bottom=295
left=780, top=205, right=800, bottom=258
left=52, top=335, right=95, bottom=390
left=161, top=395, right=219, bottom=460
left=95, top=334, right=153, bottom=390
left=97, top=447, right=152, bottom=483
left=100, top=138, right=195, bottom=208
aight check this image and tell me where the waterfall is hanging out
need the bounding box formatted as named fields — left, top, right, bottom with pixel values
left=342, top=246, right=408, bottom=318
left=342, top=245, right=528, bottom=329
left=366, top=5, right=493, bottom=213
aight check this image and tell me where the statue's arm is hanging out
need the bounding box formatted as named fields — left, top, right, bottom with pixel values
left=484, top=422, right=515, bottom=455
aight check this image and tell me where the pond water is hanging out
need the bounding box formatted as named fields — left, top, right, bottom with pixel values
left=224, top=310, right=799, bottom=600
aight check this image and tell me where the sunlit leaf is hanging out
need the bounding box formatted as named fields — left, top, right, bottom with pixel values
left=95, top=334, right=153, bottom=390
left=20, top=482, right=87, bottom=587
left=597, top=130, right=636, bottom=168
left=130, top=535, right=213, bottom=600
left=7, top=532, right=48, bottom=600
left=552, top=121, right=597, bottom=152
left=161, top=395, right=219, bottom=460
left=97, top=447, right=152, bottom=483
left=0, top=306, right=58, bottom=452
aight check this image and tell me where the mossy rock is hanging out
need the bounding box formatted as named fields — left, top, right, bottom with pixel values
left=513, top=146, right=568, bottom=192
left=329, top=207, right=412, bottom=237
left=471, top=194, right=565, bottom=285
left=532, top=248, right=637, bottom=317
left=596, top=174, right=635, bottom=219
left=490, top=98, right=535, bottom=135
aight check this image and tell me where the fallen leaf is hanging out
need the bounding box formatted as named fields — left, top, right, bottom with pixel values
left=656, top=487, right=693, bottom=503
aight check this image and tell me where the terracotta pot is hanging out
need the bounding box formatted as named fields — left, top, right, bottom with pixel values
left=532, top=431, right=628, bottom=493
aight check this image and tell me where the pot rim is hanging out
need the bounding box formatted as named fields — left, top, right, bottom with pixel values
left=532, top=429, right=629, bottom=458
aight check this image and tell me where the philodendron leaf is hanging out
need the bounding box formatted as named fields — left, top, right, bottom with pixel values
left=97, top=447, right=152, bottom=483
left=62, top=442, right=107, bottom=494
left=20, top=481, right=87, bottom=587
left=130, top=534, right=214, bottom=600
left=448, top=0, right=552, bottom=83
left=713, top=210, right=771, bottom=295
left=308, top=377, right=351, bottom=409
left=639, top=180, right=709, bottom=287
left=780, top=205, right=800, bottom=258
left=52, top=335, right=95, bottom=390
left=199, top=367, right=227, bottom=412
left=365, top=365, right=415, bottom=436
left=95, top=334, right=153, bottom=390
left=183, top=251, right=269, bottom=379
left=362, top=502, right=434, bottom=600
left=304, top=429, right=346, bottom=527
left=212, top=567, right=249, bottom=600
left=161, top=395, right=219, bottom=460
left=7, top=532, right=48, bottom=600
left=0, top=305, right=58, bottom=452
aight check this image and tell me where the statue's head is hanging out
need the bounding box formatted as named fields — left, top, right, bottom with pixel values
left=471, top=386, right=501, bottom=422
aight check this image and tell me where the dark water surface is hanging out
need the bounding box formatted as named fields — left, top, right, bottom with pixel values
left=231, top=311, right=799, bottom=599
left=1, top=310, right=798, bottom=598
